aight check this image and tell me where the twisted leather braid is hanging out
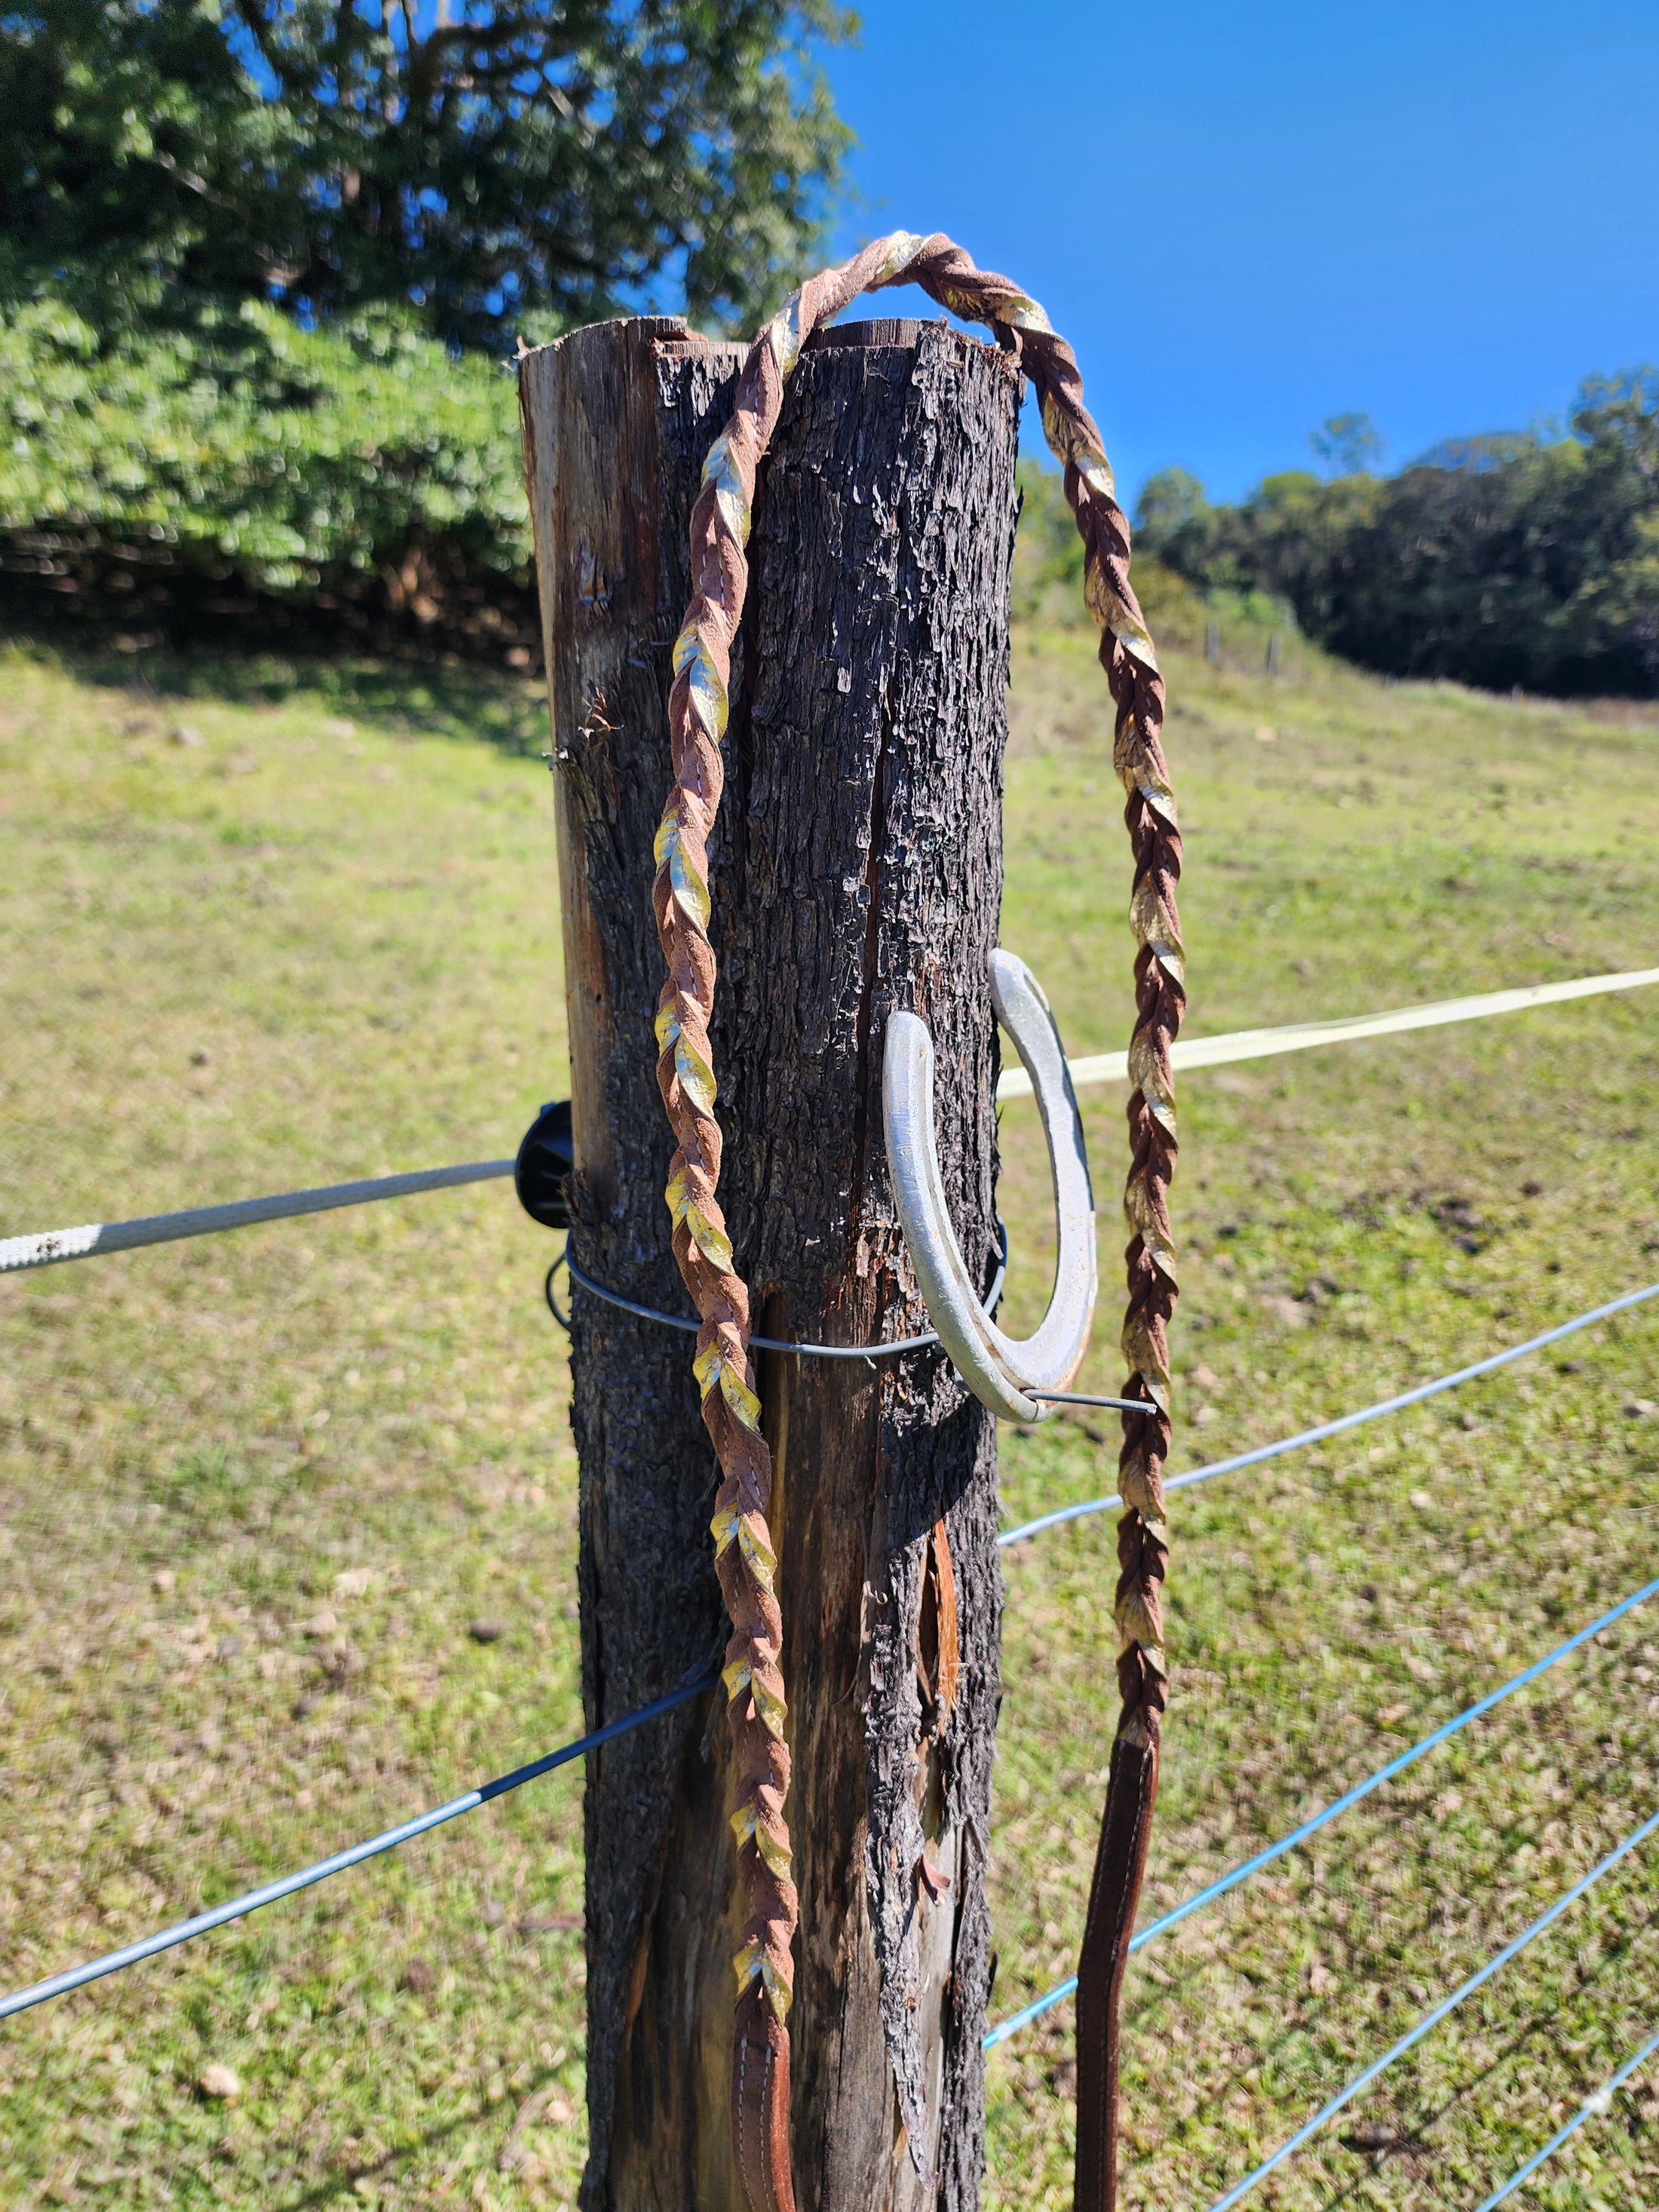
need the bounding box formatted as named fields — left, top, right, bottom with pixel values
left=652, top=229, right=1179, bottom=2212
left=1075, top=558, right=1182, bottom=2211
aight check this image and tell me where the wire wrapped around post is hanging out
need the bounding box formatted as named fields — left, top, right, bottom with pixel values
left=652, top=229, right=1179, bottom=2212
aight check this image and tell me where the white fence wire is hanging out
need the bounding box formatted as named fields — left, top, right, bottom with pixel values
left=6, top=965, right=1654, bottom=1272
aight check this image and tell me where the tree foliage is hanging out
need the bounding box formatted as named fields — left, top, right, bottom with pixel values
left=1011, top=461, right=1203, bottom=646
left=1309, top=410, right=1383, bottom=479
left=0, top=292, right=526, bottom=594
left=0, top=2, right=853, bottom=634
left=1139, top=374, right=1659, bottom=697
left=0, top=0, right=854, bottom=345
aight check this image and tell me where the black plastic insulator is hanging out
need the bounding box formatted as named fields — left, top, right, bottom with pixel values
left=514, top=1100, right=574, bottom=1229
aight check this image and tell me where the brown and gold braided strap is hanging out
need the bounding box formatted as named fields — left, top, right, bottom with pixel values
left=652, top=229, right=1182, bottom=2212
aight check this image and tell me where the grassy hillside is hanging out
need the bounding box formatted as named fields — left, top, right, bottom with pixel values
left=2, top=624, right=1657, bottom=2210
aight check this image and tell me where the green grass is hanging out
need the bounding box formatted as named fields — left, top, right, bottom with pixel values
left=2, top=624, right=1658, bottom=2210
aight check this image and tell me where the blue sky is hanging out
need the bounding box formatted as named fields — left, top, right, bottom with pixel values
left=821, top=0, right=1659, bottom=505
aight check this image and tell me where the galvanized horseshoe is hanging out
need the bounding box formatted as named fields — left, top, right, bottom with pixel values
left=885, top=950, right=1096, bottom=1422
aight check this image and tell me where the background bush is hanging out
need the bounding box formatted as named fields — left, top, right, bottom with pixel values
left=1013, top=460, right=1207, bottom=652
left=0, top=286, right=526, bottom=596
left=0, top=0, right=851, bottom=650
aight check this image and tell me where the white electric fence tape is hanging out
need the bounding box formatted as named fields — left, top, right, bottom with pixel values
left=0, top=1160, right=515, bottom=1275
left=5, top=968, right=1653, bottom=1274
left=995, top=965, right=1659, bottom=1102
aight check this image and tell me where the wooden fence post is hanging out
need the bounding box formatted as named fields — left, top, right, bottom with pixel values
left=520, top=314, right=1020, bottom=2212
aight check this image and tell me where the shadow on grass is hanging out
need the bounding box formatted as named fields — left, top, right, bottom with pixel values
left=2, top=626, right=550, bottom=760
left=984, top=1637, right=1634, bottom=2067
left=1129, top=1659, right=1638, bottom=2057
left=1126, top=1713, right=1655, bottom=2205
left=1125, top=1892, right=1658, bottom=2209
left=1311, top=1915, right=1659, bottom=2210
left=1100, top=1646, right=1645, bottom=2127
left=273, top=2065, right=561, bottom=2210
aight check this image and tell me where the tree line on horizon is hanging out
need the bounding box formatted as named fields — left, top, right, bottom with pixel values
left=1134, top=383, right=1659, bottom=698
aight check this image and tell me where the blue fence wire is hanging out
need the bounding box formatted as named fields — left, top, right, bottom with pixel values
left=23, top=1569, right=1648, bottom=2045
left=0, top=1671, right=716, bottom=2026
left=1472, top=2018, right=1659, bottom=2210
left=9, top=1381, right=1656, bottom=2039
left=998, top=1276, right=1659, bottom=1549
left=981, top=1572, right=1659, bottom=2051
left=1203, top=1806, right=1659, bottom=2210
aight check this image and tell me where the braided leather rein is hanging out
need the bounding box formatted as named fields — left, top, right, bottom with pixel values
left=649, top=229, right=1183, bottom=2212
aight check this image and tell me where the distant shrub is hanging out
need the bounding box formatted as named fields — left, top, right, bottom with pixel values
left=1013, top=460, right=1207, bottom=649
left=1010, top=462, right=1084, bottom=621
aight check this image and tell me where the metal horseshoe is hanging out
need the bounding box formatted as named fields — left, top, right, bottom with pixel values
left=884, top=950, right=1096, bottom=1422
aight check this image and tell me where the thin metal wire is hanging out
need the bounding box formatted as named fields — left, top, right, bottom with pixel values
left=549, top=1229, right=1009, bottom=1361
left=996, top=1275, right=1659, bottom=1548
left=1203, top=1805, right=1659, bottom=2211
left=1028, top=1388, right=1163, bottom=1413
left=1471, top=2018, right=1659, bottom=2210
left=980, top=1572, right=1659, bottom=2049
left=0, top=1671, right=716, bottom=2024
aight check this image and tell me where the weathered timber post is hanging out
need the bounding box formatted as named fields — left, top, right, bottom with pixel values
left=521, top=315, right=1019, bottom=2212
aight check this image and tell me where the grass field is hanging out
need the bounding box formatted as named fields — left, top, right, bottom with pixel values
left=2, top=617, right=1657, bottom=2211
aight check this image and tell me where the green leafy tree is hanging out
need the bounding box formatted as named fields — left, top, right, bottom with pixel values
left=0, top=292, right=532, bottom=594
left=0, top=0, right=854, bottom=346
left=1310, top=410, right=1383, bottom=479
left=0, top=1, right=855, bottom=628
left=1133, top=465, right=1216, bottom=575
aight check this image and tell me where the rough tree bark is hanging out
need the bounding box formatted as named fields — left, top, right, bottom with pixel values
left=520, top=314, right=1020, bottom=2212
